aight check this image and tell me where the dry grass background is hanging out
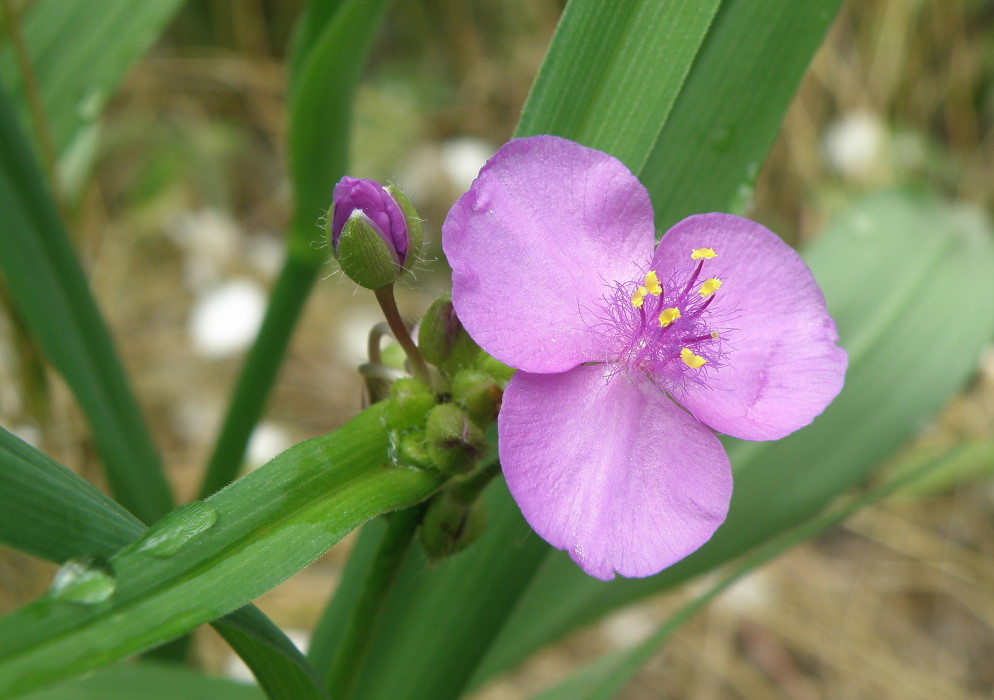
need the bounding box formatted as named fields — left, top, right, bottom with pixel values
left=1, top=0, right=993, bottom=697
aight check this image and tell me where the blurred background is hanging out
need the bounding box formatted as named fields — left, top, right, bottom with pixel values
left=1, top=0, right=993, bottom=697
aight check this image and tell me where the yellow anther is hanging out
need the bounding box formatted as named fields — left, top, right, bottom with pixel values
left=691, top=248, right=717, bottom=260
left=699, top=277, right=722, bottom=297
left=631, top=286, right=647, bottom=308
left=644, top=271, right=662, bottom=296
left=710, top=330, right=720, bottom=339
left=681, top=348, right=707, bottom=368
left=658, top=307, right=681, bottom=327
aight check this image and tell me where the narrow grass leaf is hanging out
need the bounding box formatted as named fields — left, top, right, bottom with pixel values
left=0, top=86, right=173, bottom=523
left=0, top=403, right=436, bottom=698
left=0, top=0, right=185, bottom=159
left=19, top=661, right=264, bottom=700
left=0, top=425, right=332, bottom=700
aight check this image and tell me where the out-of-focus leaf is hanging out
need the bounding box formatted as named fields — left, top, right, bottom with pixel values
left=0, top=86, right=173, bottom=523
left=198, top=0, right=392, bottom=499
left=0, top=426, right=144, bottom=561
left=0, top=402, right=442, bottom=698
left=477, top=190, right=994, bottom=679
left=20, top=662, right=263, bottom=700
left=0, top=0, right=185, bottom=159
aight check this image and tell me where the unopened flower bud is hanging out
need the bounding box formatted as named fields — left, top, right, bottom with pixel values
left=418, top=296, right=481, bottom=372
left=395, top=429, right=433, bottom=469
left=328, top=177, right=423, bottom=289
left=419, top=490, right=486, bottom=561
left=425, top=403, right=487, bottom=475
left=386, top=378, right=437, bottom=431
left=451, top=369, right=501, bottom=426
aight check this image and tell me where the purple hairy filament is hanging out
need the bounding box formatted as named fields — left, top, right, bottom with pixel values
left=595, top=248, right=728, bottom=384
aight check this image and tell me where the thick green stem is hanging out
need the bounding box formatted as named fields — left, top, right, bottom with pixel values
left=323, top=505, right=423, bottom=698
left=197, top=253, right=321, bottom=499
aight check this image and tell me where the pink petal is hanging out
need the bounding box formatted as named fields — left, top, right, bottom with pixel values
left=498, top=363, right=732, bottom=580
left=442, top=135, right=655, bottom=373
left=652, top=214, right=847, bottom=441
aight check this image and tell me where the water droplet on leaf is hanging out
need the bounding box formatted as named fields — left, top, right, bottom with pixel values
left=135, top=501, right=219, bottom=558
left=50, top=555, right=116, bottom=604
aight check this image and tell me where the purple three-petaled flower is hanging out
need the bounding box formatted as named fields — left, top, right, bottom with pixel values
left=442, top=135, right=847, bottom=580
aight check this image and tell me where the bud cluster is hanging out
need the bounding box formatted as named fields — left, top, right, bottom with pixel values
left=328, top=176, right=512, bottom=561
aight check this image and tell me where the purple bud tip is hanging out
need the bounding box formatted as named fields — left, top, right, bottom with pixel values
left=332, top=177, right=409, bottom=263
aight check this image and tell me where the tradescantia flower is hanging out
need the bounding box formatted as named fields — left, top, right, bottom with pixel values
left=441, top=135, right=847, bottom=580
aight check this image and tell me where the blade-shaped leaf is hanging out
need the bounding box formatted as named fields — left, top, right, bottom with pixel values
left=19, top=661, right=263, bottom=700
left=514, top=0, right=720, bottom=170
left=0, top=425, right=144, bottom=561
left=0, top=86, right=172, bottom=523
left=0, top=402, right=440, bottom=698
left=644, top=0, right=844, bottom=230
left=0, top=426, right=329, bottom=700
left=0, top=0, right=186, bottom=158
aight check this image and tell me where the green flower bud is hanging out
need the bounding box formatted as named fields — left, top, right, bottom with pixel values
left=451, top=369, right=502, bottom=426
left=418, top=296, right=481, bottom=373
left=475, top=353, right=515, bottom=384
left=394, top=429, right=433, bottom=469
left=328, top=177, right=422, bottom=290
left=386, top=378, right=437, bottom=431
left=419, top=490, right=486, bottom=561
left=425, top=403, right=487, bottom=475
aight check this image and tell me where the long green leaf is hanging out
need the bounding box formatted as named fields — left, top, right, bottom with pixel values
left=0, top=402, right=441, bottom=698
left=333, top=1, right=843, bottom=697
left=0, top=426, right=330, bottom=700
left=476, top=190, right=994, bottom=679
left=0, top=85, right=172, bottom=523
left=0, top=0, right=186, bottom=158
left=198, top=0, right=392, bottom=498
left=514, top=0, right=720, bottom=170
left=0, top=426, right=144, bottom=561
left=644, top=0, right=844, bottom=230
left=20, top=662, right=263, bottom=700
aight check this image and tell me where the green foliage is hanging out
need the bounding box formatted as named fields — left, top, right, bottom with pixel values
left=0, top=0, right=990, bottom=697
left=0, top=402, right=443, bottom=697
left=0, top=86, right=173, bottom=524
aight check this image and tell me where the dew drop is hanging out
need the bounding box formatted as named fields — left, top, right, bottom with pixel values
left=135, top=501, right=219, bottom=558
left=50, top=555, right=116, bottom=604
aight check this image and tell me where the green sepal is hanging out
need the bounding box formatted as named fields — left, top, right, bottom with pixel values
left=394, top=429, right=433, bottom=469
left=386, top=378, right=437, bottom=431
left=424, top=404, right=487, bottom=476
left=418, top=296, right=483, bottom=373
left=475, top=353, right=515, bottom=384
left=451, top=369, right=502, bottom=427
left=386, top=184, right=423, bottom=267
left=419, top=489, right=487, bottom=562
left=331, top=209, right=402, bottom=290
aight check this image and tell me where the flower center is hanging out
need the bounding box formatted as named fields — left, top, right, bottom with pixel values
left=597, top=247, right=727, bottom=383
